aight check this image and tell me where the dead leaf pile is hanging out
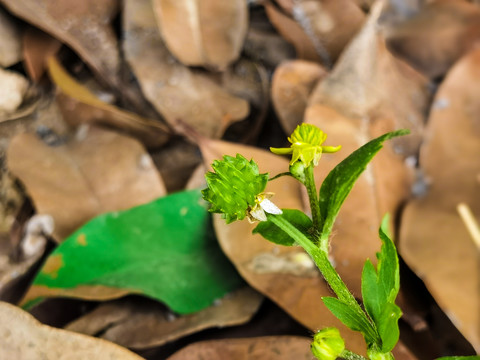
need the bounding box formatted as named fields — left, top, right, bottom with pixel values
left=0, top=0, right=479, bottom=358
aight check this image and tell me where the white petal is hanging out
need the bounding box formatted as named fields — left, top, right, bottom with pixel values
left=260, top=199, right=282, bottom=215
left=250, top=206, right=267, bottom=221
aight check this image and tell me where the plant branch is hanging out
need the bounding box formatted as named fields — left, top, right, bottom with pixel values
left=341, top=350, right=368, bottom=360
left=304, top=165, right=322, bottom=236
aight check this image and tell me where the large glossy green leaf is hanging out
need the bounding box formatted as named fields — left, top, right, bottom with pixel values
left=23, top=189, right=244, bottom=314
left=318, top=130, right=409, bottom=237
left=253, top=209, right=313, bottom=246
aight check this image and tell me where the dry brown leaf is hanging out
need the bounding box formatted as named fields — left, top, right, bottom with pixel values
left=0, top=68, right=28, bottom=116
left=65, top=287, right=263, bottom=349
left=198, top=137, right=367, bottom=354
left=23, top=27, right=62, bottom=82
left=123, top=0, right=249, bottom=139
left=0, top=301, right=144, bottom=360
left=383, top=0, right=480, bottom=79
left=264, top=2, right=322, bottom=62
left=7, top=126, right=167, bottom=241
left=309, top=1, right=430, bottom=156
left=244, top=27, right=295, bottom=68
left=0, top=0, right=120, bottom=88
left=399, top=48, right=480, bottom=352
left=288, top=0, right=365, bottom=65
left=167, top=336, right=314, bottom=360
left=271, top=60, right=327, bottom=134
left=0, top=7, right=22, bottom=67
left=48, top=57, right=170, bottom=149
left=152, top=0, right=248, bottom=70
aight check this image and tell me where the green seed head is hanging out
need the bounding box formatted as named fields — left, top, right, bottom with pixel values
left=202, top=154, right=269, bottom=223
left=311, top=327, right=345, bottom=360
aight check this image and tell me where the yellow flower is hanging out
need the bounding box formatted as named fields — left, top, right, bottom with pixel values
left=271, top=124, right=341, bottom=167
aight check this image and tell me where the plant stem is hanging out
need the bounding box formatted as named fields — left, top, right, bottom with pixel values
left=341, top=350, right=368, bottom=360
left=304, top=165, right=322, bottom=234
left=267, top=214, right=378, bottom=343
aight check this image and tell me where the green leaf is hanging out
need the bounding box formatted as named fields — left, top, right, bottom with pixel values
left=322, top=297, right=378, bottom=345
left=318, top=130, right=409, bottom=237
left=253, top=209, right=313, bottom=246
left=24, top=189, right=244, bottom=314
left=361, top=215, right=401, bottom=352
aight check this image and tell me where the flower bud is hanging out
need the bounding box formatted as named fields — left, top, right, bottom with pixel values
left=311, top=327, right=345, bottom=360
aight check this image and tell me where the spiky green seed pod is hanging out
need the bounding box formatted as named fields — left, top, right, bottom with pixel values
left=311, top=327, right=345, bottom=360
left=202, top=154, right=269, bottom=224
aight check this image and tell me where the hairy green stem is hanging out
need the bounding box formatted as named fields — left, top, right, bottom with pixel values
left=267, top=214, right=378, bottom=343
left=341, top=350, right=368, bottom=360
left=304, top=165, right=322, bottom=235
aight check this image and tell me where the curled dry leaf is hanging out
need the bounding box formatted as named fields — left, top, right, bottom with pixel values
left=288, top=0, right=365, bottom=66
left=0, top=0, right=120, bottom=88
left=198, top=137, right=367, bottom=354
left=271, top=60, right=327, bottom=134
left=48, top=57, right=170, bottom=148
left=167, top=336, right=314, bottom=360
left=65, top=287, right=263, bottom=349
left=152, top=0, right=248, bottom=70
left=264, top=2, right=321, bottom=62
left=23, top=27, right=62, bottom=82
left=0, top=301, right=145, bottom=360
left=399, top=48, right=480, bottom=352
left=383, top=0, right=480, bottom=79
left=123, top=0, right=249, bottom=139
left=309, top=1, right=430, bottom=156
left=7, top=126, right=167, bottom=241
left=0, top=7, right=22, bottom=67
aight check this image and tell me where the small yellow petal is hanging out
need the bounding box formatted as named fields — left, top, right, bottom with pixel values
left=270, top=147, right=293, bottom=155
left=322, top=145, right=342, bottom=153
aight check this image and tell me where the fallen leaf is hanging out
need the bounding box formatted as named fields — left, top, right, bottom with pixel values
left=0, top=68, right=29, bottom=116
left=383, top=0, right=480, bottom=79
left=7, top=126, right=166, bottom=241
left=288, top=0, right=365, bottom=65
left=21, top=189, right=244, bottom=315
left=152, top=0, right=248, bottom=70
left=0, top=301, right=145, bottom=360
left=0, top=0, right=120, bottom=89
left=309, top=1, right=430, bottom=156
left=123, top=0, right=249, bottom=138
left=264, top=2, right=321, bottom=62
left=271, top=60, right=327, bottom=134
left=167, top=336, right=314, bottom=360
left=65, top=287, right=263, bottom=349
left=23, top=27, right=62, bottom=82
left=0, top=7, right=22, bottom=67
left=48, top=57, right=170, bottom=149
left=198, top=137, right=367, bottom=354
left=399, top=47, right=480, bottom=352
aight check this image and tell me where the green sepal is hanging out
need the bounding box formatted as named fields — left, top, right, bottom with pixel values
left=253, top=209, right=313, bottom=246
left=318, top=129, right=409, bottom=237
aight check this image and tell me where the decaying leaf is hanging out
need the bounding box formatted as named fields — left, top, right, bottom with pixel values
left=23, top=27, right=62, bottom=82
left=399, top=48, right=480, bottom=352
left=7, top=126, right=166, bottom=241
left=0, top=301, right=145, bottom=360
left=271, top=60, right=327, bottom=134
left=383, top=0, right=480, bottom=79
left=264, top=2, right=321, bottom=62
left=20, top=189, right=244, bottom=315
left=0, top=7, right=22, bottom=67
left=309, top=1, right=430, bottom=156
left=244, top=27, right=295, bottom=68
left=123, top=0, right=249, bottom=138
left=167, top=336, right=314, bottom=360
left=288, top=0, right=365, bottom=66
left=0, top=0, right=120, bottom=88
left=198, top=137, right=367, bottom=354
left=48, top=57, right=170, bottom=148
left=65, top=287, right=263, bottom=349
left=152, top=0, right=248, bottom=70
left=0, top=68, right=29, bottom=116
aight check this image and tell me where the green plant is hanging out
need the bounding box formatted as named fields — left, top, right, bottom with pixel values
left=202, top=124, right=477, bottom=360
